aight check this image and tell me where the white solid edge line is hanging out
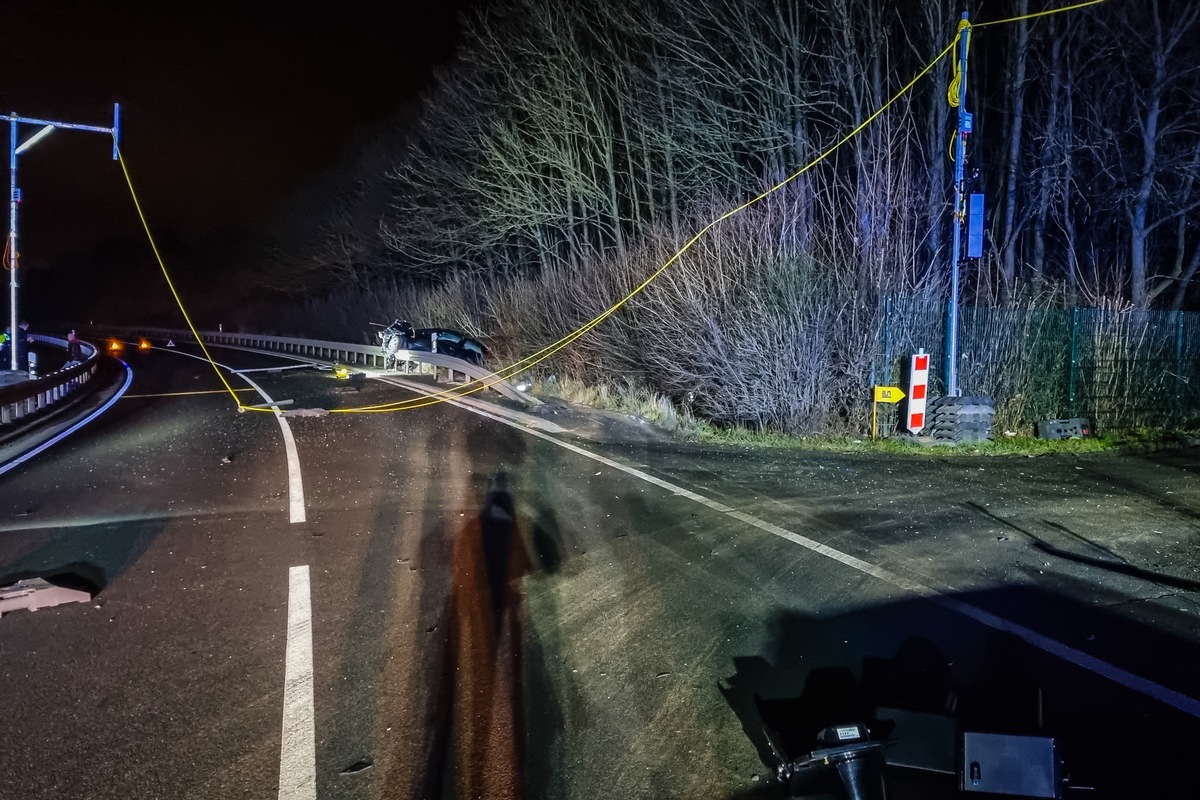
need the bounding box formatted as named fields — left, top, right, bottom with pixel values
left=279, top=565, right=316, bottom=800
left=156, top=347, right=307, bottom=524
left=0, top=360, right=134, bottom=476
left=237, top=373, right=307, bottom=524
left=482, top=412, right=1200, bottom=721
left=376, top=373, right=566, bottom=433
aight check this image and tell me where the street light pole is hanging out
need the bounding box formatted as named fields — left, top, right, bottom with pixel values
left=6, top=104, right=120, bottom=372
left=946, top=13, right=972, bottom=398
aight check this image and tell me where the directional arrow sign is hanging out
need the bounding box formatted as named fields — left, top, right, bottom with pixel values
left=873, top=385, right=906, bottom=404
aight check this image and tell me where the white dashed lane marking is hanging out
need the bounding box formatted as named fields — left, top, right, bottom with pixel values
left=278, top=565, right=316, bottom=800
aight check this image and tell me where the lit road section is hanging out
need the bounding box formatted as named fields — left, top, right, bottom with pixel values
left=233, top=371, right=308, bottom=524
left=153, top=346, right=308, bottom=524
left=278, top=565, right=315, bottom=800
left=490, top=411, right=1200, bottom=721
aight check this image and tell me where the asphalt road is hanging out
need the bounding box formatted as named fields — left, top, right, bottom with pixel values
left=1, top=343, right=1199, bottom=800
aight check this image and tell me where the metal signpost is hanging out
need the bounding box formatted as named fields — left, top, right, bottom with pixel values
left=871, top=385, right=906, bottom=440
left=7, top=104, right=120, bottom=372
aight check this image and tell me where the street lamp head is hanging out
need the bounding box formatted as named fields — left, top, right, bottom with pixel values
left=14, top=124, right=55, bottom=156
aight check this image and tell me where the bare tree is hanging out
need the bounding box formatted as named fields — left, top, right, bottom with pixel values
left=998, top=0, right=1030, bottom=301
left=1084, top=0, right=1200, bottom=308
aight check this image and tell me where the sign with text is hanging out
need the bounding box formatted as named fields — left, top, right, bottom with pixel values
left=873, top=386, right=906, bottom=404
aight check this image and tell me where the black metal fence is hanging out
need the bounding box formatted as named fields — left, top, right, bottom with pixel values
left=875, top=298, right=1200, bottom=432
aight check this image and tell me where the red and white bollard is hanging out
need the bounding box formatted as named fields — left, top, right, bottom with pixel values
left=906, top=351, right=929, bottom=434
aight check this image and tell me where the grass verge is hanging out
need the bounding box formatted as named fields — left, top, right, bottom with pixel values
left=527, top=376, right=1199, bottom=456
left=695, top=424, right=1200, bottom=456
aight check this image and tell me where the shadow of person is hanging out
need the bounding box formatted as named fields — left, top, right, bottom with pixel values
left=412, top=472, right=532, bottom=800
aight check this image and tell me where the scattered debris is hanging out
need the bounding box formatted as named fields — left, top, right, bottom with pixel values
left=1, top=578, right=92, bottom=617
left=282, top=408, right=330, bottom=417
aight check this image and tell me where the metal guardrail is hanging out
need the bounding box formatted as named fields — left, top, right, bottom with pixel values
left=86, top=326, right=540, bottom=407
left=0, top=336, right=101, bottom=426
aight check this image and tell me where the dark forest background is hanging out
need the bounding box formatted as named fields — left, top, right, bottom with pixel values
left=257, top=0, right=1200, bottom=307
left=63, top=0, right=1200, bottom=434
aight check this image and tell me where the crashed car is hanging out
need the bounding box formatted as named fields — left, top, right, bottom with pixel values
left=407, top=328, right=489, bottom=367
left=377, top=320, right=488, bottom=368
left=377, top=320, right=414, bottom=370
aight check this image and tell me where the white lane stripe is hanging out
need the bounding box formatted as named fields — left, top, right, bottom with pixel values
left=376, top=374, right=567, bottom=433
left=482, top=414, right=1200, bottom=720
left=279, top=565, right=316, bottom=800
left=157, top=348, right=307, bottom=524
left=937, top=596, right=1200, bottom=718
left=722, top=510, right=931, bottom=593
left=236, top=374, right=308, bottom=524
left=279, top=422, right=307, bottom=524
left=0, top=360, right=134, bottom=476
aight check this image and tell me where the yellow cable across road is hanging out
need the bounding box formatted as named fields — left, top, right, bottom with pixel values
left=121, top=388, right=258, bottom=399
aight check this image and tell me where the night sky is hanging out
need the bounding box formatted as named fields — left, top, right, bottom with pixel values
left=5, top=2, right=476, bottom=320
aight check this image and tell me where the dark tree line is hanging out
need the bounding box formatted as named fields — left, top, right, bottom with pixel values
left=254, top=0, right=1200, bottom=433
left=979, top=0, right=1200, bottom=309
left=264, top=0, right=1200, bottom=311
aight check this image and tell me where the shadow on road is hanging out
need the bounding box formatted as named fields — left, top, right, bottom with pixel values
left=967, top=500, right=1200, bottom=592
left=0, top=518, right=166, bottom=599
left=720, top=587, right=1200, bottom=799
left=407, top=472, right=534, bottom=800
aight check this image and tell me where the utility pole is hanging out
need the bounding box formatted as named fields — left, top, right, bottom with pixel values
left=947, top=13, right=972, bottom=398
left=7, top=104, right=120, bottom=372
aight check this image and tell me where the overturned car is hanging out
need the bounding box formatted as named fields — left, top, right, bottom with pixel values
left=377, top=320, right=488, bottom=369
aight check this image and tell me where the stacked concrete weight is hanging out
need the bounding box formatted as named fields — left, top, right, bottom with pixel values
left=927, top=395, right=995, bottom=443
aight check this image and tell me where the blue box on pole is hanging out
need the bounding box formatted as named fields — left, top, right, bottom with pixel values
left=967, top=193, right=985, bottom=258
